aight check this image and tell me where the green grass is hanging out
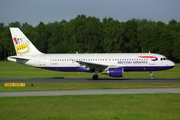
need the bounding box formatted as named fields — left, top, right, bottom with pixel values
left=0, top=61, right=180, bottom=78
left=0, top=94, right=180, bottom=120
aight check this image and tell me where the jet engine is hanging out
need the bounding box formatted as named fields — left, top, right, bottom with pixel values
left=102, top=67, right=123, bottom=77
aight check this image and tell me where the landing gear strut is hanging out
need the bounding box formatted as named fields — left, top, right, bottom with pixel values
left=150, top=71, right=154, bottom=79
left=92, top=75, right=98, bottom=80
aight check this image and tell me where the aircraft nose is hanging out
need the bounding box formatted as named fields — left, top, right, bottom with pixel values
left=169, top=60, right=175, bottom=67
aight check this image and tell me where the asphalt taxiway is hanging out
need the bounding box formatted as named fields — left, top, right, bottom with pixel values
left=0, top=78, right=180, bottom=83
left=1, top=88, right=180, bottom=97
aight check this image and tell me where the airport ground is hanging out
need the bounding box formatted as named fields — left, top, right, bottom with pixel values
left=0, top=61, right=180, bottom=119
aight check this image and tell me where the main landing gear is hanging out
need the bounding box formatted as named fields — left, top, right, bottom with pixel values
left=92, top=70, right=99, bottom=80
left=150, top=71, right=154, bottom=79
left=92, top=75, right=98, bottom=80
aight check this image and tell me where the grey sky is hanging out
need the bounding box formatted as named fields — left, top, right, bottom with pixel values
left=1, top=0, right=180, bottom=26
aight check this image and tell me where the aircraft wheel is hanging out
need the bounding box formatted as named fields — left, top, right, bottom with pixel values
left=92, top=75, right=98, bottom=80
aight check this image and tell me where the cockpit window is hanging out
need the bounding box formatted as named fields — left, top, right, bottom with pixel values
left=160, top=58, right=168, bottom=61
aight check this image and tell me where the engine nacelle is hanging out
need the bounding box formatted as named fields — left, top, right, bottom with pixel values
left=108, top=68, right=123, bottom=77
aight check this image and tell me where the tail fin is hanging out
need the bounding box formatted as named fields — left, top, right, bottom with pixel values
left=10, top=28, right=43, bottom=56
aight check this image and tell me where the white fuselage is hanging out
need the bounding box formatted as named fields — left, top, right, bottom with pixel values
left=8, top=53, right=175, bottom=72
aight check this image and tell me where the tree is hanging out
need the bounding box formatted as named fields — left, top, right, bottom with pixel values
left=63, top=17, right=80, bottom=53
left=125, top=19, right=139, bottom=52
left=0, top=23, right=6, bottom=60
left=104, top=20, right=125, bottom=53
left=172, top=32, right=180, bottom=62
left=137, top=19, right=160, bottom=53
left=172, top=22, right=180, bottom=62
left=34, top=22, right=48, bottom=53
left=158, top=28, right=174, bottom=59
left=8, top=21, right=21, bottom=28
left=80, top=16, right=103, bottom=53
left=47, top=21, right=65, bottom=53
left=0, top=26, right=13, bottom=60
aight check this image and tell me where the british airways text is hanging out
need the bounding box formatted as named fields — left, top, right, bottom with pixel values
left=118, top=60, right=148, bottom=64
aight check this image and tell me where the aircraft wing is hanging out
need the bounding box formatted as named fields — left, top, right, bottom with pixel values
left=76, top=61, right=120, bottom=72
left=76, top=61, right=108, bottom=71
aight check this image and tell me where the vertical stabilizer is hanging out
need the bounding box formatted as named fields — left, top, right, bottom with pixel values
left=10, top=28, right=43, bottom=56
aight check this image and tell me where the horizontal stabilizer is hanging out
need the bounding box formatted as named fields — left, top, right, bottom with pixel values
left=7, top=56, right=30, bottom=60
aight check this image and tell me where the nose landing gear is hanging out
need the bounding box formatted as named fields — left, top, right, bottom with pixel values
left=150, top=71, right=154, bottom=79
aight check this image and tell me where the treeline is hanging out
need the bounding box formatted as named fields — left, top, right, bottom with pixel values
left=0, top=15, right=180, bottom=62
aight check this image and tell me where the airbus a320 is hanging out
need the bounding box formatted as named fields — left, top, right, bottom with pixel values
left=8, top=28, right=175, bottom=80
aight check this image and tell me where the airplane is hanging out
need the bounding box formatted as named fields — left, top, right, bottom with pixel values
left=7, top=28, right=175, bottom=80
